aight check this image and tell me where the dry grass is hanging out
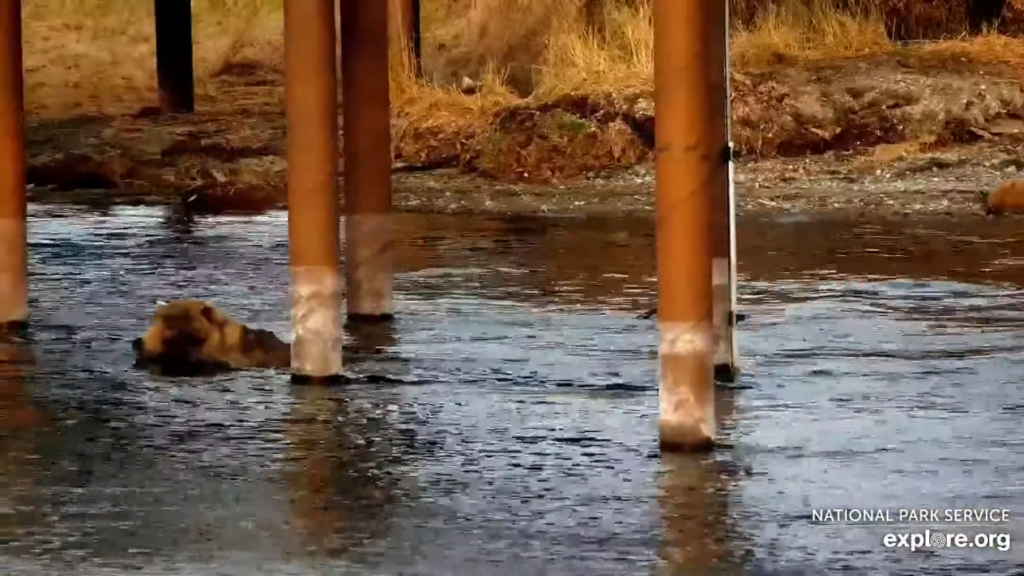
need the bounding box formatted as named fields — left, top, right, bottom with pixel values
left=25, top=0, right=1022, bottom=118
left=19, top=0, right=1024, bottom=204
left=23, top=0, right=284, bottom=116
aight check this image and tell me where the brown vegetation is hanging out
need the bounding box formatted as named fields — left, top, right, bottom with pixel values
left=21, top=0, right=1024, bottom=212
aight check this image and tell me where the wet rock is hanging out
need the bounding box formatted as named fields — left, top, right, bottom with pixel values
left=133, top=300, right=290, bottom=375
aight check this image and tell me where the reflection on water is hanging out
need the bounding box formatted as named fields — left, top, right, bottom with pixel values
left=284, top=386, right=402, bottom=558
left=657, top=388, right=748, bottom=574
left=0, top=206, right=1021, bottom=574
left=0, top=337, right=45, bottom=548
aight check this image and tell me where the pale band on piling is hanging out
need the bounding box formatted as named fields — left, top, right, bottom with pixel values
left=346, top=213, right=395, bottom=319
left=290, top=266, right=344, bottom=378
left=658, top=321, right=717, bottom=450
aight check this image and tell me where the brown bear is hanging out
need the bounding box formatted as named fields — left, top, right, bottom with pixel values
left=132, top=300, right=290, bottom=375
left=986, top=180, right=1024, bottom=216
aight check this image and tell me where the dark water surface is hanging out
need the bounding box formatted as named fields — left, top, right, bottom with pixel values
left=1, top=206, right=1023, bottom=575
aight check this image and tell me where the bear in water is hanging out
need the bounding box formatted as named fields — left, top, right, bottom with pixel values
left=986, top=180, right=1024, bottom=216
left=132, top=300, right=290, bottom=375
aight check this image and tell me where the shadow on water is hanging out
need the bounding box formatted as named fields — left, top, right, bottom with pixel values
left=2, top=204, right=1023, bottom=574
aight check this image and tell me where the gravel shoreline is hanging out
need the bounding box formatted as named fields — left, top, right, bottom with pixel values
left=27, top=138, right=1018, bottom=220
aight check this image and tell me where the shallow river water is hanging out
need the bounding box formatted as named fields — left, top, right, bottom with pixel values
left=0, top=205, right=1022, bottom=575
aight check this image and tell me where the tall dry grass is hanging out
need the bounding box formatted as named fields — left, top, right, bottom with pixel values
left=19, top=0, right=1023, bottom=119
left=23, top=0, right=284, bottom=115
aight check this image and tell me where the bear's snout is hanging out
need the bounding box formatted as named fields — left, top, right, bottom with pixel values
left=131, top=337, right=143, bottom=352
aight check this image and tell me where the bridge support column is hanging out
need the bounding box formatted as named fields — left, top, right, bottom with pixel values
left=0, top=0, right=27, bottom=331
left=285, top=0, right=344, bottom=382
left=342, top=0, right=394, bottom=324
left=154, top=0, right=195, bottom=113
left=708, top=0, right=739, bottom=383
left=654, top=0, right=716, bottom=452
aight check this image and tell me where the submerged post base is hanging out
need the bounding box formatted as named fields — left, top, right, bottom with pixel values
left=345, top=313, right=395, bottom=327
left=290, top=373, right=348, bottom=386
left=658, top=431, right=717, bottom=453
left=658, top=322, right=716, bottom=453
left=713, top=363, right=738, bottom=384
left=0, top=319, right=27, bottom=336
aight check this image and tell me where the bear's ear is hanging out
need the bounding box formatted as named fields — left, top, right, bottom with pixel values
left=200, top=304, right=219, bottom=324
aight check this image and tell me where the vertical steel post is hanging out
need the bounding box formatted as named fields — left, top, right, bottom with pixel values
left=725, top=1, right=740, bottom=382
left=0, top=0, right=27, bottom=330
left=654, top=0, right=716, bottom=452
left=708, top=0, right=738, bottom=382
left=285, top=0, right=344, bottom=381
left=154, top=0, right=195, bottom=113
left=341, top=0, right=394, bottom=323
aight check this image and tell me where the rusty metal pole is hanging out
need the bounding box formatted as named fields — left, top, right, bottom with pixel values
left=388, top=0, right=422, bottom=79
left=342, top=0, right=394, bottom=323
left=654, top=0, right=716, bottom=452
left=0, top=0, right=27, bottom=330
left=708, top=0, right=739, bottom=382
left=154, top=0, right=195, bottom=113
left=285, top=0, right=344, bottom=381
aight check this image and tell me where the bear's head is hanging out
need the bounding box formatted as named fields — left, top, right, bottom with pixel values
left=132, top=300, right=290, bottom=375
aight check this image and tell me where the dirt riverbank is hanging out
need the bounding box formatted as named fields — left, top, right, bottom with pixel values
left=24, top=48, right=1024, bottom=219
